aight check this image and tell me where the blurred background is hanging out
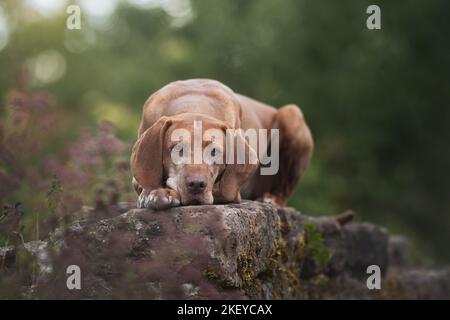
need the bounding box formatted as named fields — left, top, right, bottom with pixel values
left=0, top=0, right=449, bottom=264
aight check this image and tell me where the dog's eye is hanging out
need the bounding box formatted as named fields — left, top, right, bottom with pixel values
left=172, top=144, right=184, bottom=156
left=211, top=147, right=222, bottom=157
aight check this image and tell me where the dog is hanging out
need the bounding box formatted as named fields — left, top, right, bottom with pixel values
left=131, top=79, right=313, bottom=209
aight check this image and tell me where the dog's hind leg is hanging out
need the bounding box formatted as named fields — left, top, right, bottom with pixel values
left=245, top=104, right=313, bottom=206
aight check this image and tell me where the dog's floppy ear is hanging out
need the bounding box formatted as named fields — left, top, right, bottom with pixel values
left=218, top=129, right=259, bottom=203
left=131, top=117, right=172, bottom=192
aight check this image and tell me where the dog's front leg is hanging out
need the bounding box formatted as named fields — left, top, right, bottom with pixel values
left=133, top=177, right=181, bottom=209
left=137, top=187, right=181, bottom=210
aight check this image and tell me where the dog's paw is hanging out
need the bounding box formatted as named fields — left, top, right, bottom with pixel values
left=256, top=193, right=283, bottom=207
left=137, top=188, right=181, bottom=210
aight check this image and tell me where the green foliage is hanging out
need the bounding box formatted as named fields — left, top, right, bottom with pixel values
left=304, top=223, right=332, bottom=267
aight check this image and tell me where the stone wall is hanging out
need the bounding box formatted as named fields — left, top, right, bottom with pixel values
left=1, top=201, right=449, bottom=299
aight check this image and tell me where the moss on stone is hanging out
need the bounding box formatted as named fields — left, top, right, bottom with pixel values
left=242, top=214, right=311, bottom=298
left=237, top=254, right=254, bottom=285
left=304, top=222, right=333, bottom=267
left=378, top=274, right=407, bottom=299
left=203, top=269, right=219, bottom=280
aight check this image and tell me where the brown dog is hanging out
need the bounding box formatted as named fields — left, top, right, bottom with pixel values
left=131, top=79, right=313, bottom=209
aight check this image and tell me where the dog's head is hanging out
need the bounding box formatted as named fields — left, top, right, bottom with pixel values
left=131, top=114, right=258, bottom=205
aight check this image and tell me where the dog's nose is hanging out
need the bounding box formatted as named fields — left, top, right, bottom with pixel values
left=186, top=176, right=207, bottom=194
